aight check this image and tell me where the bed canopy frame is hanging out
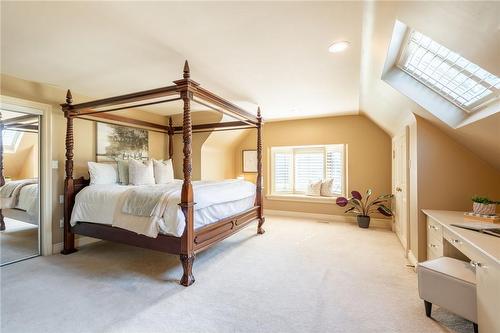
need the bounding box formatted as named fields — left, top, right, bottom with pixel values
left=60, top=61, right=264, bottom=286
left=0, top=113, right=40, bottom=231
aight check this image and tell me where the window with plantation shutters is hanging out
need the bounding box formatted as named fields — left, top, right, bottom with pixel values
left=271, top=144, right=345, bottom=196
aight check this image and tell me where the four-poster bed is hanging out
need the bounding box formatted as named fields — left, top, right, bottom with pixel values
left=0, top=113, right=40, bottom=231
left=61, top=61, right=265, bottom=286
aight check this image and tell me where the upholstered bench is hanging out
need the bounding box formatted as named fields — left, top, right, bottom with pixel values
left=417, top=257, right=478, bottom=333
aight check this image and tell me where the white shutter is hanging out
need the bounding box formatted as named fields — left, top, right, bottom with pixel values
left=294, top=147, right=324, bottom=192
left=326, top=145, right=344, bottom=195
left=272, top=149, right=293, bottom=193
left=271, top=144, right=345, bottom=196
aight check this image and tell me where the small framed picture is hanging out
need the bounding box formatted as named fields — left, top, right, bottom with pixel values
left=242, top=150, right=258, bottom=173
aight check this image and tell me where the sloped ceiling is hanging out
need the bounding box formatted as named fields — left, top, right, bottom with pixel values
left=0, top=1, right=363, bottom=120
left=1, top=1, right=499, bottom=168
left=359, top=1, right=500, bottom=169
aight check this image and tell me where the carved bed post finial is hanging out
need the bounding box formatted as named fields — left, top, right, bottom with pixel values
left=0, top=112, right=5, bottom=231
left=183, top=60, right=190, bottom=79
left=61, top=89, right=77, bottom=254
left=256, top=107, right=265, bottom=234
left=168, top=117, right=174, bottom=159
left=66, top=89, right=73, bottom=105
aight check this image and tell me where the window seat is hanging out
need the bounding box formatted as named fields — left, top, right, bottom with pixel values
left=266, top=194, right=338, bottom=204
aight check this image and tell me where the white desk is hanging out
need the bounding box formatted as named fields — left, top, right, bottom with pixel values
left=423, top=210, right=500, bottom=333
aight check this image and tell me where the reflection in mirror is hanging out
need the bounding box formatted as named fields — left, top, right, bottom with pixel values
left=0, top=110, right=40, bottom=265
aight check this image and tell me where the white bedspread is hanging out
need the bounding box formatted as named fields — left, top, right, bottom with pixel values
left=70, top=179, right=256, bottom=237
left=0, top=179, right=38, bottom=210
left=16, top=183, right=39, bottom=216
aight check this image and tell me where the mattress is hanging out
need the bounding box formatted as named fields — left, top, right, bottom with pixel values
left=70, top=181, right=256, bottom=237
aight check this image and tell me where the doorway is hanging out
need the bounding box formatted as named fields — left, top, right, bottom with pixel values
left=392, top=127, right=409, bottom=254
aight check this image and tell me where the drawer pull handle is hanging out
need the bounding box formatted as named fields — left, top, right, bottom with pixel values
left=451, top=239, right=461, bottom=244
left=470, top=260, right=485, bottom=268
left=428, top=244, right=438, bottom=248
left=428, top=225, right=438, bottom=230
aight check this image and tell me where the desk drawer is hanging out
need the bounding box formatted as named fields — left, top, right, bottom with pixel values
left=427, top=242, right=443, bottom=260
left=442, top=227, right=482, bottom=262
left=427, top=217, right=443, bottom=247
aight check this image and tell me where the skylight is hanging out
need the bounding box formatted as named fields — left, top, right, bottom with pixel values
left=2, top=130, right=23, bottom=153
left=398, top=29, right=500, bottom=112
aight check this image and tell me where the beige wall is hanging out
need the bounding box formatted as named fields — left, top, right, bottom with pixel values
left=1, top=74, right=169, bottom=245
left=234, top=115, right=392, bottom=216
left=201, top=129, right=250, bottom=181
left=412, top=116, right=500, bottom=261
left=4, top=131, right=38, bottom=180
left=170, top=111, right=223, bottom=181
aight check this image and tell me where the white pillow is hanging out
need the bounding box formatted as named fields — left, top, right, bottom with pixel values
left=88, top=162, right=118, bottom=185
left=306, top=180, right=322, bottom=196
left=320, top=178, right=336, bottom=197
left=153, top=159, right=174, bottom=184
left=116, top=159, right=129, bottom=185
left=128, top=159, right=155, bottom=185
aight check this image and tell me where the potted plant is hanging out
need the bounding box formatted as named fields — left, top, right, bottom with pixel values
left=336, top=189, right=394, bottom=228
left=471, top=196, right=498, bottom=215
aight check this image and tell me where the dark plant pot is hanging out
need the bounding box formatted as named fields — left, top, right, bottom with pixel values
left=357, top=215, right=370, bottom=228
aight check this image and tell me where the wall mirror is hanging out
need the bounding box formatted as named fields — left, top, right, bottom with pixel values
left=0, top=109, right=41, bottom=265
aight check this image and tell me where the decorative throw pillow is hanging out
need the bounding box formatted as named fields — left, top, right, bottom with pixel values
left=88, top=162, right=118, bottom=185
left=306, top=180, right=322, bottom=196
left=128, top=159, right=155, bottom=185
left=153, top=159, right=174, bottom=184
left=320, top=178, right=336, bottom=197
left=116, top=159, right=130, bottom=185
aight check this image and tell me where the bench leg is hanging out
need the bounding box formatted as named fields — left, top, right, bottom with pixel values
left=473, top=323, right=478, bottom=333
left=424, top=300, right=432, bottom=318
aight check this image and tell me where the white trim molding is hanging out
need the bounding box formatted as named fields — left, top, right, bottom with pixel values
left=407, top=250, right=418, bottom=270
left=265, top=209, right=392, bottom=230
left=52, top=236, right=101, bottom=254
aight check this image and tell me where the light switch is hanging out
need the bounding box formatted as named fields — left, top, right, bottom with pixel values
left=51, top=160, right=59, bottom=169
left=59, top=195, right=64, bottom=204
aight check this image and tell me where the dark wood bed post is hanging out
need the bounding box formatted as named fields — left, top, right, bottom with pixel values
left=61, top=90, right=78, bottom=254
left=0, top=113, right=5, bottom=231
left=168, top=117, right=174, bottom=159
left=177, top=61, right=197, bottom=286
left=256, top=107, right=265, bottom=234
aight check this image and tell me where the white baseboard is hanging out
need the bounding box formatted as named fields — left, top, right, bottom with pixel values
left=52, top=236, right=101, bottom=254
left=407, top=250, right=418, bottom=269
left=265, top=209, right=392, bottom=229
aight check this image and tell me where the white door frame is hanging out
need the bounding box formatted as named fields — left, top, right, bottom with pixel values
left=392, top=126, right=410, bottom=255
left=0, top=95, right=52, bottom=256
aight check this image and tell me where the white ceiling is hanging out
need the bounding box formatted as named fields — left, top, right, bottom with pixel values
left=0, top=1, right=363, bottom=120
left=1, top=1, right=499, bottom=168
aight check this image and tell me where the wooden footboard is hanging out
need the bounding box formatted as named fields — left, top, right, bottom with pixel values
left=69, top=206, right=259, bottom=256
left=194, top=207, right=259, bottom=253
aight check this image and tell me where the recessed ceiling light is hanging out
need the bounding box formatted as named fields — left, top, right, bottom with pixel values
left=328, top=41, right=350, bottom=53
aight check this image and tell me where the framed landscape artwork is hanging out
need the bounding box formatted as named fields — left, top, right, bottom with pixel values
left=242, top=149, right=258, bottom=173
left=96, top=122, right=149, bottom=162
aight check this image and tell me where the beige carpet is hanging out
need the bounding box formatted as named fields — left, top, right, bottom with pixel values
left=1, top=215, right=473, bottom=333
left=0, top=218, right=39, bottom=264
